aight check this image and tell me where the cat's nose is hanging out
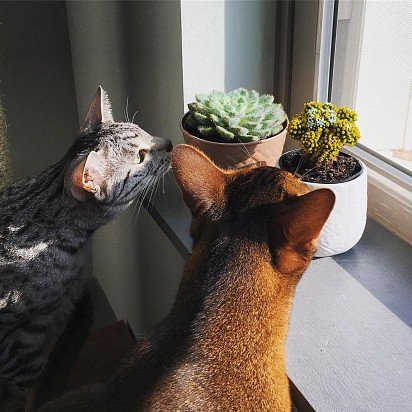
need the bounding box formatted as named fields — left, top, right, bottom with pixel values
left=152, top=136, right=173, bottom=153
left=158, top=139, right=173, bottom=152
left=163, top=139, right=173, bottom=152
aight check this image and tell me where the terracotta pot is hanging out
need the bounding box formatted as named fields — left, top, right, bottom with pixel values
left=278, top=150, right=367, bottom=257
left=180, top=113, right=287, bottom=170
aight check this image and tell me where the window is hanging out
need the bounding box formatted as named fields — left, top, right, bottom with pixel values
left=331, top=0, right=412, bottom=175
left=313, top=0, right=412, bottom=244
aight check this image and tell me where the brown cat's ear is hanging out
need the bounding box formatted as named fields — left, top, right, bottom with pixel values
left=277, top=189, right=335, bottom=252
left=172, top=144, right=227, bottom=214
left=70, top=151, right=106, bottom=201
left=79, top=86, right=114, bottom=134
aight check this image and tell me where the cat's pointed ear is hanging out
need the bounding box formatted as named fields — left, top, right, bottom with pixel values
left=79, top=86, right=114, bottom=134
left=70, top=151, right=106, bottom=201
left=172, top=144, right=227, bottom=214
left=276, top=189, right=335, bottom=252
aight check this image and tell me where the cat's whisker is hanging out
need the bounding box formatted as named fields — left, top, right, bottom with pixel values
left=100, top=197, right=120, bottom=223
left=294, top=153, right=307, bottom=176
left=237, top=139, right=251, bottom=158
left=156, top=176, right=162, bottom=198
left=135, top=176, right=157, bottom=223
left=299, top=165, right=318, bottom=180
left=131, top=181, right=150, bottom=222
left=150, top=175, right=160, bottom=201
left=150, top=174, right=162, bottom=211
left=132, top=175, right=156, bottom=225
left=299, top=172, right=317, bottom=180
left=129, top=196, right=141, bottom=225
left=144, top=188, right=156, bottom=218
left=131, top=110, right=139, bottom=124
left=146, top=174, right=161, bottom=215
left=130, top=197, right=142, bottom=225
left=235, top=141, right=249, bottom=158
left=146, top=173, right=162, bottom=213
left=293, top=158, right=302, bottom=176
left=129, top=179, right=151, bottom=225
left=124, top=96, right=130, bottom=123
left=130, top=189, right=148, bottom=227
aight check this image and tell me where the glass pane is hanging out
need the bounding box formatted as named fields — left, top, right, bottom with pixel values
left=332, top=0, right=412, bottom=172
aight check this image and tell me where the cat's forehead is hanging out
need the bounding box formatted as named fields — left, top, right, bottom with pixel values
left=107, top=122, right=151, bottom=139
left=95, top=123, right=154, bottom=152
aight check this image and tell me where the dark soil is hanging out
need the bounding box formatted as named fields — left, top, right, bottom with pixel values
left=279, top=151, right=362, bottom=184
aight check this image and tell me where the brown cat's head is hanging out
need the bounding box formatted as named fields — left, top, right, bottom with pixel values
left=65, top=87, right=172, bottom=207
left=172, top=144, right=335, bottom=278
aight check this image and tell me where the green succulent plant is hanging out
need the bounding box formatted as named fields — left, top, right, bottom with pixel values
left=185, top=88, right=287, bottom=143
left=288, top=101, right=361, bottom=164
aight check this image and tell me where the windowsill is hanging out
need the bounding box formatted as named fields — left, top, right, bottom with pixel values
left=144, top=172, right=412, bottom=411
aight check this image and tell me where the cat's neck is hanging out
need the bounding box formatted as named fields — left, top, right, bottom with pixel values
left=173, top=240, right=298, bottom=380
left=2, top=163, right=117, bottom=236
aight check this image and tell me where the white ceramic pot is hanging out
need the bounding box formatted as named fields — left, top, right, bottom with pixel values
left=278, top=151, right=368, bottom=257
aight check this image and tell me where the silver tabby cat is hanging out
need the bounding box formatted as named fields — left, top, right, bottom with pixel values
left=0, top=87, right=172, bottom=409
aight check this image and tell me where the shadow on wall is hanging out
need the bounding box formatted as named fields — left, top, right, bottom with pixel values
left=68, top=0, right=184, bottom=142
left=0, top=1, right=79, bottom=181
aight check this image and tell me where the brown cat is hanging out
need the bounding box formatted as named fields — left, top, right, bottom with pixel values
left=41, top=144, right=335, bottom=411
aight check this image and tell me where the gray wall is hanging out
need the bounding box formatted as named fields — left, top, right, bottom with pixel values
left=0, top=1, right=79, bottom=181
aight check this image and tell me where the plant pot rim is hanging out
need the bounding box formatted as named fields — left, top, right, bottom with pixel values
left=278, top=149, right=365, bottom=185
left=180, top=112, right=288, bottom=147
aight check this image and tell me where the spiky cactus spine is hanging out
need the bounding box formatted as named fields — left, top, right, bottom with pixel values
left=288, top=101, right=361, bottom=164
left=185, top=88, right=287, bottom=143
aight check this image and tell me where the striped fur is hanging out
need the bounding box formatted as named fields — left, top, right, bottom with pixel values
left=0, top=88, right=171, bottom=409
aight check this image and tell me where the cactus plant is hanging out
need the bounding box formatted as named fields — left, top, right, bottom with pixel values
left=288, top=101, right=361, bottom=164
left=185, top=88, right=287, bottom=143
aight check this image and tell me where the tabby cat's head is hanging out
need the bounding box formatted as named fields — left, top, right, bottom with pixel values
left=172, top=145, right=335, bottom=276
left=66, top=87, right=172, bottom=207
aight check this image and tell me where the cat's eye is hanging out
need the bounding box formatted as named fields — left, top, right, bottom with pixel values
left=133, top=149, right=148, bottom=165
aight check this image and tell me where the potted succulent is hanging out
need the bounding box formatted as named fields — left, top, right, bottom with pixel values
left=278, top=101, right=366, bottom=257
left=181, top=88, right=288, bottom=169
